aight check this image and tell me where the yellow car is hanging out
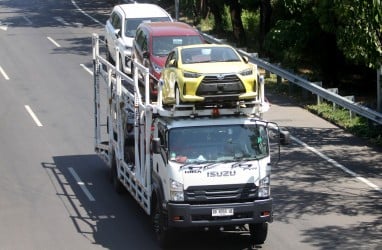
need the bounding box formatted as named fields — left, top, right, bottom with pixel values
left=161, top=44, right=258, bottom=105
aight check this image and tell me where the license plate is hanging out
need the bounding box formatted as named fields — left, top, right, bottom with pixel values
left=212, top=208, right=234, bottom=217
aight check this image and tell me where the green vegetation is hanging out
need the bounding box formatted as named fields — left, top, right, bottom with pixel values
left=266, top=77, right=382, bottom=146
left=306, top=103, right=382, bottom=146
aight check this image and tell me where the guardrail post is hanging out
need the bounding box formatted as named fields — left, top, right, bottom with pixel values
left=326, top=88, right=339, bottom=109
left=286, top=69, right=295, bottom=96
left=263, top=58, right=270, bottom=78
left=378, top=65, right=382, bottom=112
left=275, top=64, right=282, bottom=84
left=313, top=82, right=323, bottom=104
left=344, top=96, right=355, bottom=119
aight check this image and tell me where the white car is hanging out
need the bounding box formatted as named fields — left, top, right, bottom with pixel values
left=105, top=3, right=172, bottom=74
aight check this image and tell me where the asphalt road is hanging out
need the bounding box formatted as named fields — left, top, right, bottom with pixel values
left=0, top=0, right=381, bottom=249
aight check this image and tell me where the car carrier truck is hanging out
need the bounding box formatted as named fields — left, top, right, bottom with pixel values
left=92, top=33, right=289, bottom=248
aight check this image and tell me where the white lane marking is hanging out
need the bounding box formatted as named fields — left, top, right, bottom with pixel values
left=68, top=167, right=96, bottom=202
left=291, top=135, right=381, bottom=193
left=80, top=64, right=93, bottom=76
left=22, top=16, right=33, bottom=25
left=47, top=36, right=61, bottom=47
left=0, top=66, right=10, bottom=80
left=54, top=16, right=70, bottom=26
left=0, top=24, right=7, bottom=31
left=71, top=0, right=103, bottom=26
left=24, top=105, right=43, bottom=127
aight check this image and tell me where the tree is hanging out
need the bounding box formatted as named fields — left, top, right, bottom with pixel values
left=259, top=0, right=272, bottom=50
left=317, top=0, right=382, bottom=69
left=227, top=0, right=247, bottom=47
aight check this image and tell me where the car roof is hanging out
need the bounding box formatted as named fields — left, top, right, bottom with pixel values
left=115, top=3, right=171, bottom=19
left=137, top=22, right=200, bottom=36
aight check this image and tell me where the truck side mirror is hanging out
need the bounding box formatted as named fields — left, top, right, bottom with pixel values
left=280, top=130, right=290, bottom=145
left=114, top=29, right=121, bottom=38
left=152, top=137, right=161, bottom=154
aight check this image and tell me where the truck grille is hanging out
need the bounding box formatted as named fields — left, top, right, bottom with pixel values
left=196, top=74, right=245, bottom=96
left=184, top=183, right=257, bottom=204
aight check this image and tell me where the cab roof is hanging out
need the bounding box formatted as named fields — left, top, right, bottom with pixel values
left=137, top=21, right=200, bottom=36
left=115, top=3, right=172, bottom=19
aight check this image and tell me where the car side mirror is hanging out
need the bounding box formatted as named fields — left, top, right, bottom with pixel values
left=143, top=51, right=149, bottom=58
left=152, top=138, right=161, bottom=154
left=169, top=59, right=177, bottom=67
left=242, top=56, right=249, bottom=64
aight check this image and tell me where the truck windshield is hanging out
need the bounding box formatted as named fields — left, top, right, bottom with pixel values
left=168, top=124, right=269, bottom=164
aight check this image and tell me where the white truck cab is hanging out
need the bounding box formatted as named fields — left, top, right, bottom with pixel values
left=151, top=115, right=275, bottom=228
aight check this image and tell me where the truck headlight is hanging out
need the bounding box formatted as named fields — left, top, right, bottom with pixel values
left=258, top=176, right=270, bottom=198
left=258, top=163, right=271, bottom=198
left=170, top=179, right=184, bottom=201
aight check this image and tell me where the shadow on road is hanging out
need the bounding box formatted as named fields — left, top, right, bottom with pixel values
left=42, top=154, right=262, bottom=250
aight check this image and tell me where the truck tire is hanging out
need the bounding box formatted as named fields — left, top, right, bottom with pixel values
left=152, top=198, right=173, bottom=248
left=249, top=222, right=268, bottom=245
left=111, top=155, right=125, bottom=194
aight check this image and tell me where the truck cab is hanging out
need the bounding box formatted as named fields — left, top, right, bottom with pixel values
left=151, top=113, right=280, bottom=245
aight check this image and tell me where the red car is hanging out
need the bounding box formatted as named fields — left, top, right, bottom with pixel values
left=132, top=21, right=204, bottom=98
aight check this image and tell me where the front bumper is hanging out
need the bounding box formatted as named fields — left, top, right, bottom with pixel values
left=166, top=198, right=273, bottom=228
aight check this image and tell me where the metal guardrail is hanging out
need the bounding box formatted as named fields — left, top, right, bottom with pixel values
left=201, top=32, right=382, bottom=125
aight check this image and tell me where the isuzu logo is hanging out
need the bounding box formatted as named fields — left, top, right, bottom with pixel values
left=207, top=170, right=236, bottom=177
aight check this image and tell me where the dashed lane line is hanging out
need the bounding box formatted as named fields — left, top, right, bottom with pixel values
left=22, top=16, right=33, bottom=25
left=80, top=64, right=93, bottom=75
left=291, top=135, right=381, bottom=193
left=71, top=0, right=103, bottom=26
left=25, top=105, right=43, bottom=127
left=0, top=21, right=8, bottom=31
left=68, top=167, right=96, bottom=202
left=47, top=36, right=61, bottom=47
left=54, top=16, right=70, bottom=26
left=0, top=65, right=10, bottom=80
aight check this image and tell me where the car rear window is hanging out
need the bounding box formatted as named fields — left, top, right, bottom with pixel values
left=152, top=35, right=203, bottom=56
left=125, top=17, right=171, bottom=37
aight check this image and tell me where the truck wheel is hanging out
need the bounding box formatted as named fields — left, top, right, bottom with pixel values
left=111, top=156, right=125, bottom=194
left=152, top=199, right=172, bottom=248
left=249, top=222, right=268, bottom=245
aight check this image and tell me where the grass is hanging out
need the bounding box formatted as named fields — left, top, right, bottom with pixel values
left=266, top=76, right=382, bottom=146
